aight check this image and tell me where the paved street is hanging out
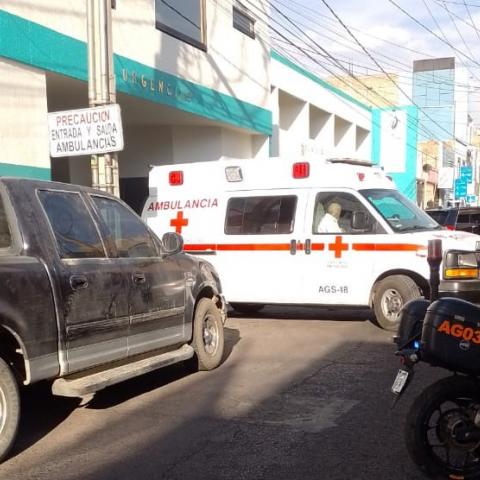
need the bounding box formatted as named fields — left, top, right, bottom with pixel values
left=0, top=307, right=441, bottom=480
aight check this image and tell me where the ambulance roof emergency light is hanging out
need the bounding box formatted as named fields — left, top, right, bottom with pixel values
left=225, top=166, right=243, bottom=182
left=293, top=162, right=310, bottom=179
left=169, top=170, right=183, bottom=186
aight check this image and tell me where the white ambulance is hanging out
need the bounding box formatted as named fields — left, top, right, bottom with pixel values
left=142, top=157, right=480, bottom=330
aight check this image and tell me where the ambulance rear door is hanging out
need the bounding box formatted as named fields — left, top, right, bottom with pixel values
left=300, top=188, right=388, bottom=306
left=215, top=188, right=308, bottom=304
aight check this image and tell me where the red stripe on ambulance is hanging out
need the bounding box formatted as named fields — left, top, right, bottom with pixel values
left=184, top=242, right=425, bottom=253
left=352, top=243, right=425, bottom=252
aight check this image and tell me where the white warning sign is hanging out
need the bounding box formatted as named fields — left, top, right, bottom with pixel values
left=48, top=104, right=124, bottom=158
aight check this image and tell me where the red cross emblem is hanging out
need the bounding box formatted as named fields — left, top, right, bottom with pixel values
left=328, top=236, right=348, bottom=258
left=170, top=211, right=189, bottom=234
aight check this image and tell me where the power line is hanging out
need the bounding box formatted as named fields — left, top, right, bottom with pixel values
left=463, top=0, right=480, bottom=43
left=243, top=0, right=465, bottom=159
left=388, top=0, right=480, bottom=68
left=435, top=0, right=480, bottom=72
left=421, top=0, right=480, bottom=82
left=233, top=0, right=470, bottom=157
left=319, top=0, right=466, bottom=146
left=273, top=0, right=436, bottom=59
left=271, top=0, right=480, bottom=89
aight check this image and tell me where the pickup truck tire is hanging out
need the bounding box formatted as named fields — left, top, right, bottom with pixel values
left=0, top=357, right=20, bottom=463
left=191, top=298, right=224, bottom=371
left=373, top=275, right=421, bottom=331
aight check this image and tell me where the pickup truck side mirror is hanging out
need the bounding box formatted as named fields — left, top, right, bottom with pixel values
left=162, top=232, right=184, bottom=255
left=352, top=211, right=369, bottom=231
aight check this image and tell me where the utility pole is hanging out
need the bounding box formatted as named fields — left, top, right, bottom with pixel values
left=86, top=0, right=119, bottom=196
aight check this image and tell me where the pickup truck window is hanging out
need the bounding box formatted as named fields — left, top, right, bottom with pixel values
left=91, top=196, right=157, bottom=258
left=38, top=190, right=106, bottom=259
left=0, top=194, right=11, bottom=248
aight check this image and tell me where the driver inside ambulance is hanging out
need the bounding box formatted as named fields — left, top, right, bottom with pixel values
left=318, top=202, right=343, bottom=233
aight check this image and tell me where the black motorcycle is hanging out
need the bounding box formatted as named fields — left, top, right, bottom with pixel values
left=393, top=240, right=480, bottom=480
left=393, top=296, right=480, bottom=480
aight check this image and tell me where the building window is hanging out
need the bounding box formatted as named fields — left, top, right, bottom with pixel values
left=155, top=0, right=206, bottom=50
left=233, top=4, right=255, bottom=39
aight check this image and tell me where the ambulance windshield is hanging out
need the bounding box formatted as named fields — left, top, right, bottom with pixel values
left=360, top=189, right=442, bottom=233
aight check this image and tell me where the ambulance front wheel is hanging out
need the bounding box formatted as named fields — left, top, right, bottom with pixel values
left=372, top=275, right=421, bottom=331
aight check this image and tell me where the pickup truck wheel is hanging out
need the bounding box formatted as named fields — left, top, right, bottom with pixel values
left=0, top=357, right=20, bottom=463
left=373, top=275, right=421, bottom=331
left=191, top=298, right=224, bottom=371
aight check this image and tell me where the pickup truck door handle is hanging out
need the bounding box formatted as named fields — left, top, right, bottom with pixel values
left=133, top=273, right=146, bottom=285
left=70, top=275, right=89, bottom=290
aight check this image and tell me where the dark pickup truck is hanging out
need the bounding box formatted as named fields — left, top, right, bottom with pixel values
left=0, top=178, right=226, bottom=462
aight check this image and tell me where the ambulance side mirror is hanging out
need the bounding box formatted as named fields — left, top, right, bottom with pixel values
left=352, top=211, right=369, bottom=231
left=162, top=232, right=184, bottom=255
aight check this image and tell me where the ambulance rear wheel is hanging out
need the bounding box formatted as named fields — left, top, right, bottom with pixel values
left=373, top=275, right=421, bottom=331
left=230, top=303, right=265, bottom=315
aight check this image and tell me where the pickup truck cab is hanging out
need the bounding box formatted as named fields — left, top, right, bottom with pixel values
left=0, top=178, right=226, bottom=462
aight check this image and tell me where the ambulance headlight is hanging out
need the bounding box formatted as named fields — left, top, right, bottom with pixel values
left=225, top=166, right=243, bottom=182
left=444, top=251, right=479, bottom=279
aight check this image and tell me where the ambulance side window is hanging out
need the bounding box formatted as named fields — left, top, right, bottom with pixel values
left=313, top=192, right=378, bottom=234
left=225, top=196, right=297, bottom=234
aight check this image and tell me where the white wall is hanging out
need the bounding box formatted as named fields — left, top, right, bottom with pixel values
left=0, top=59, right=50, bottom=169
left=271, top=56, right=372, bottom=160
left=0, top=0, right=270, bottom=111
left=120, top=126, right=173, bottom=176
left=170, top=125, right=268, bottom=165
left=272, top=58, right=371, bottom=131
left=172, top=126, right=222, bottom=164
left=334, top=116, right=355, bottom=154
left=278, top=91, right=308, bottom=158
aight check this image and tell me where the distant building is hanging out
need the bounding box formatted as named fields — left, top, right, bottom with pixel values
left=326, top=73, right=404, bottom=109
left=413, top=57, right=478, bottom=206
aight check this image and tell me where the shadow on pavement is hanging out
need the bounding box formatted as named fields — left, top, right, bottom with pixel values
left=228, top=304, right=374, bottom=322
left=9, top=325, right=241, bottom=455
left=11, top=381, right=79, bottom=459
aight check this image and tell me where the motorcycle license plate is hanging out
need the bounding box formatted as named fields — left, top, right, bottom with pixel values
left=391, top=369, right=409, bottom=395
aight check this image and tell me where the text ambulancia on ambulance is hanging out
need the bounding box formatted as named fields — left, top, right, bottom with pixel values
left=142, top=157, right=480, bottom=331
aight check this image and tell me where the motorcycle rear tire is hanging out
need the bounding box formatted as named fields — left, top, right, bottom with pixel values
left=406, top=375, right=480, bottom=480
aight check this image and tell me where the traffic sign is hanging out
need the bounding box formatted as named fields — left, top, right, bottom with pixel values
left=48, top=104, right=124, bottom=158
left=454, top=178, right=467, bottom=199
left=460, top=166, right=473, bottom=184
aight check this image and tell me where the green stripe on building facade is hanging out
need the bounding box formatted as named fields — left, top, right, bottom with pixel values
left=0, top=163, right=51, bottom=180
left=271, top=51, right=372, bottom=112
left=0, top=9, right=272, bottom=136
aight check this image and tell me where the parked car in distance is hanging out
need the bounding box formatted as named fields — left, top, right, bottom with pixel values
left=426, top=206, right=480, bottom=235
left=0, top=177, right=227, bottom=463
